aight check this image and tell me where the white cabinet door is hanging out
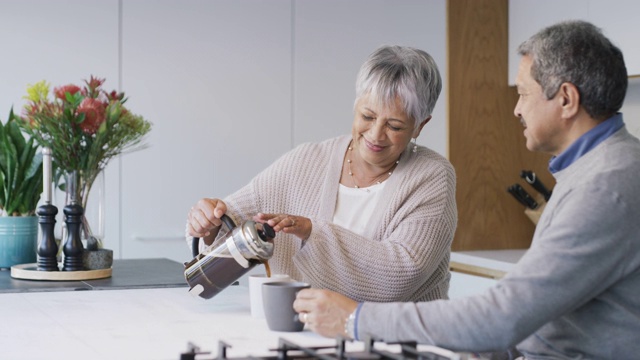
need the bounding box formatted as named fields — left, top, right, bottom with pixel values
left=120, top=0, right=448, bottom=262
left=0, top=0, right=121, bottom=256
left=294, top=0, right=448, bottom=156
left=0, top=0, right=449, bottom=263
left=449, top=271, right=497, bottom=299
left=120, top=0, right=293, bottom=261
left=509, top=0, right=640, bottom=84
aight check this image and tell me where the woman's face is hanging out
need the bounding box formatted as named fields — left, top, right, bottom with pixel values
left=351, top=94, right=424, bottom=169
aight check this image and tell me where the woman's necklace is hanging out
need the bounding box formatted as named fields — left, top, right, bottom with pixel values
left=346, top=142, right=399, bottom=193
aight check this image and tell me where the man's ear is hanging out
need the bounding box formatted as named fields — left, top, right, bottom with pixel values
left=558, top=82, right=580, bottom=118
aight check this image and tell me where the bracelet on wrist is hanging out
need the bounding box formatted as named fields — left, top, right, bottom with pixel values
left=344, top=309, right=357, bottom=339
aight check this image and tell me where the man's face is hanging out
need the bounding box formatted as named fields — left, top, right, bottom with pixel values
left=513, top=55, right=564, bottom=155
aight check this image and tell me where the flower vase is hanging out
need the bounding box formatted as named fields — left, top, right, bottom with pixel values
left=82, top=170, right=105, bottom=251
left=58, top=170, right=105, bottom=251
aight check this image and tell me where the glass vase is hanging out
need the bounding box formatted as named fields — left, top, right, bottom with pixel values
left=56, top=170, right=106, bottom=251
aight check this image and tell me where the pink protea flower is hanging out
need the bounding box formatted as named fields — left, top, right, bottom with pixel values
left=77, top=97, right=106, bottom=134
left=106, top=90, right=125, bottom=102
left=53, top=84, right=81, bottom=100
left=85, top=76, right=105, bottom=97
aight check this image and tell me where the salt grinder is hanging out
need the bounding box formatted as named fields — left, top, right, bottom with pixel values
left=184, top=214, right=275, bottom=299
left=36, top=148, right=59, bottom=271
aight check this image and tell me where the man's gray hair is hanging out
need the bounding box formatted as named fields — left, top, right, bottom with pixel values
left=518, top=20, right=627, bottom=121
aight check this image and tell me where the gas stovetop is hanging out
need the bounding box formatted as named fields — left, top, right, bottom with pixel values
left=179, top=336, right=468, bottom=360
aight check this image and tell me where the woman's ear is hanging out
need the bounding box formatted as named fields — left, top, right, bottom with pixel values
left=413, top=116, right=431, bottom=138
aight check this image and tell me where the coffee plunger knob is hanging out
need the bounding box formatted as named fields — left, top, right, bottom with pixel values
left=260, top=223, right=276, bottom=240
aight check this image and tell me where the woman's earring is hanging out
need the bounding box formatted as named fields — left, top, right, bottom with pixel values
left=412, top=138, right=417, bottom=153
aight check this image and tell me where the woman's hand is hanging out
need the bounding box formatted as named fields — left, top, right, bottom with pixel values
left=293, top=288, right=359, bottom=338
left=253, top=213, right=312, bottom=241
left=187, top=198, right=228, bottom=243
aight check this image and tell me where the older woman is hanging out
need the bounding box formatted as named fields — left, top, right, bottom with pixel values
left=186, top=45, right=457, bottom=303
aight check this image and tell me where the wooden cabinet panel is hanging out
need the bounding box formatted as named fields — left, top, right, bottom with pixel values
left=448, top=0, right=554, bottom=251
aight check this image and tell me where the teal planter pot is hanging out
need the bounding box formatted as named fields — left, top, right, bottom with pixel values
left=0, top=216, right=38, bottom=269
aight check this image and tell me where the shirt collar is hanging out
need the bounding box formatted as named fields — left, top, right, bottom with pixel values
left=549, top=113, right=624, bottom=174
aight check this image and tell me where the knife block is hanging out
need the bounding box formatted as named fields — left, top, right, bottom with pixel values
left=524, top=194, right=547, bottom=225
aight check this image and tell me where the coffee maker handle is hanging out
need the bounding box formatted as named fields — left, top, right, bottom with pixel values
left=191, top=214, right=237, bottom=257
left=191, top=237, right=200, bottom=258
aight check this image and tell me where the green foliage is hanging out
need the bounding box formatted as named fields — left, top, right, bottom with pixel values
left=0, top=108, right=43, bottom=216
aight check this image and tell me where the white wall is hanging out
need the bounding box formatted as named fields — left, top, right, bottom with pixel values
left=0, top=0, right=122, bottom=256
left=0, top=0, right=447, bottom=262
left=623, top=79, right=640, bottom=138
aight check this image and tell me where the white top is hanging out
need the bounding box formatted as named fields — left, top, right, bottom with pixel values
left=332, top=182, right=387, bottom=236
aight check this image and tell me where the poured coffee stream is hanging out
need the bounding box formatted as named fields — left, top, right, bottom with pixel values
left=263, top=260, right=271, bottom=278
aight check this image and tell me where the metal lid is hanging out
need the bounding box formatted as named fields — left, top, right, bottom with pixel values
left=236, top=220, right=274, bottom=260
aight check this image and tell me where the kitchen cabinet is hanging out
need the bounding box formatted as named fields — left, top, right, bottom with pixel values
left=449, top=272, right=496, bottom=299
left=448, top=0, right=554, bottom=251
left=508, top=0, right=640, bottom=84
left=0, top=0, right=448, bottom=262
left=0, top=0, right=122, bottom=255
left=119, top=0, right=448, bottom=262
left=448, top=249, right=524, bottom=299
left=119, top=1, right=293, bottom=261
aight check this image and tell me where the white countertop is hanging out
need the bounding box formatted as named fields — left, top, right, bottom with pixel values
left=447, top=249, right=526, bottom=299
left=0, top=285, right=338, bottom=360
left=0, top=252, right=528, bottom=360
left=0, top=283, right=467, bottom=360
left=450, top=249, right=526, bottom=274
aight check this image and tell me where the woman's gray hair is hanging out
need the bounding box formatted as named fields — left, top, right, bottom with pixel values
left=354, top=45, right=442, bottom=127
left=517, top=20, right=627, bottom=121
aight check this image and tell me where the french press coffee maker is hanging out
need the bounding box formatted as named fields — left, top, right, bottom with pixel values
left=183, top=214, right=275, bottom=299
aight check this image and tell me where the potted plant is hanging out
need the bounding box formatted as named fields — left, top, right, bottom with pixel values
left=0, top=108, right=43, bottom=268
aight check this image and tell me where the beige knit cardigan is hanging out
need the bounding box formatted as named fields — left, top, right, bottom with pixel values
left=208, top=135, right=457, bottom=303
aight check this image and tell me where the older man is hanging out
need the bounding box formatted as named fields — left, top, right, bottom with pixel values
left=293, top=20, right=640, bottom=359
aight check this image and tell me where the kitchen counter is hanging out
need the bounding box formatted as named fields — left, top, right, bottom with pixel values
left=0, top=255, right=520, bottom=359
left=0, top=285, right=330, bottom=360
left=448, top=249, right=526, bottom=299
left=450, top=249, right=526, bottom=279
left=0, top=278, right=466, bottom=360
left=0, top=258, right=188, bottom=293
left=0, top=257, right=334, bottom=360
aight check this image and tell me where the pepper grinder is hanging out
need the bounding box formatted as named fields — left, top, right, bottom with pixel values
left=62, top=171, right=84, bottom=271
left=36, top=148, right=59, bottom=271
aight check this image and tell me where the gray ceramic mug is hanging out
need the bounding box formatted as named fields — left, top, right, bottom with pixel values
left=262, top=281, right=311, bottom=332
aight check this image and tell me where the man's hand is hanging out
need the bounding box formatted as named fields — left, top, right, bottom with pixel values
left=293, top=288, right=358, bottom=338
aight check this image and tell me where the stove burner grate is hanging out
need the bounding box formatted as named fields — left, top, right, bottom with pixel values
left=180, top=336, right=462, bottom=360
